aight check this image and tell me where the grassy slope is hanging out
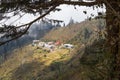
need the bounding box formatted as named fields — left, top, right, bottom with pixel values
left=0, top=45, right=72, bottom=80
left=0, top=19, right=106, bottom=80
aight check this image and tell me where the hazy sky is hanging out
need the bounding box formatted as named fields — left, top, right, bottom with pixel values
left=48, top=4, right=106, bottom=25
left=0, top=4, right=106, bottom=26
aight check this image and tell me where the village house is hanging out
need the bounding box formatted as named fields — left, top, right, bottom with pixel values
left=55, top=40, right=61, bottom=46
left=38, top=42, right=45, bottom=48
left=44, top=43, right=55, bottom=52
left=32, top=40, right=40, bottom=46
left=32, top=40, right=74, bottom=52
left=63, top=44, right=74, bottom=49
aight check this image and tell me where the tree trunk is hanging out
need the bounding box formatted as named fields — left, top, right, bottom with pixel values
left=106, top=0, right=120, bottom=79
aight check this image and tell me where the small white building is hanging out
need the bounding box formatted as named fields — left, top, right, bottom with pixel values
left=38, top=42, right=45, bottom=48
left=44, top=43, right=55, bottom=51
left=63, top=44, right=74, bottom=49
left=45, top=44, right=55, bottom=49
left=32, top=40, right=40, bottom=46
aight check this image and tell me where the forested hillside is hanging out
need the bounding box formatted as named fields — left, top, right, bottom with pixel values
left=0, top=19, right=107, bottom=80
left=43, top=19, right=105, bottom=44
left=0, top=21, right=53, bottom=55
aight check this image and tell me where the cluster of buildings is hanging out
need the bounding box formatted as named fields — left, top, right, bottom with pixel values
left=32, top=40, right=74, bottom=52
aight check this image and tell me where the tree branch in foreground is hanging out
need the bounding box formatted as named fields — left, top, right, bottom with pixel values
left=0, top=5, right=58, bottom=46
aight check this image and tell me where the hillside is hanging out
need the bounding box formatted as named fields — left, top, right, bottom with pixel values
left=43, top=19, right=105, bottom=44
left=0, top=19, right=107, bottom=80
left=0, top=21, right=53, bottom=55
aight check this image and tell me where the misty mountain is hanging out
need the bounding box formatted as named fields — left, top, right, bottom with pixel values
left=0, top=21, right=54, bottom=55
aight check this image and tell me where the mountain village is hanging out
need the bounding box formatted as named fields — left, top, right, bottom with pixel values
left=32, top=40, right=74, bottom=52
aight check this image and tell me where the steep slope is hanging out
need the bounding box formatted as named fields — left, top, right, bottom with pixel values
left=43, top=19, right=105, bottom=43
left=0, top=45, right=71, bottom=80
left=0, top=19, right=106, bottom=80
